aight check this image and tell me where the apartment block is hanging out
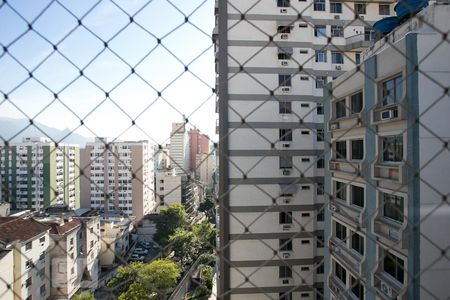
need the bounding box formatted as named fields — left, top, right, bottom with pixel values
left=324, top=3, right=450, bottom=300
left=0, top=137, right=80, bottom=211
left=0, top=216, right=51, bottom=300
left=155, top=169, right=182, bottom=212
left=170, top=123, right=190, bottom=175
left=0, top=249, right=14, bottom=300
left=215, top=0, right=395, bottom=299
left=80, top=137, right=155, bottom=221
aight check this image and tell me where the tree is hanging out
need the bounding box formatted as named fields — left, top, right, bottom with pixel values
left=118, top=282, right=156, bottom=300
left=72, top=293, right=95, bottom=300
left=198, top=253, right=215, bottom=267
left=192, top=220, right=217, bottom=251
left=107, top=261, right=143, bottom=289
left=168, top=228, right=199, bottom=264
left=153, top=204, right=188, bottom=246
left=199, top=264, right=214, bottom=289
left=138, top=259, right=181, bottom=299
left=198, top=197, right=214, bottom=213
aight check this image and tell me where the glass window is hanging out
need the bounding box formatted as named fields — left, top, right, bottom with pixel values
left=335, top=141, right=347, bottom=160
left=364, top=28, right=376, bottom=41
left=279, top=266, right=293, bottom=278
left=351, top=139, right=364, bottom=160
left=317, top=183, right=324, bottom=196
left=384, top=252, right=404, bottom=283
left=317, top=262, right=324, bottom=274
left=351, top=232, right=364, bottom=255
left=316, top=104, right=324, bottom=115
left=335, top=181, right=347, bottom=201
left=335, top=100, right=346, bottom=118
left=26, top=277, right=32, bottom=287
left=40, top=284, right=46, bottom=296
left=382, top=136, right=403, bottom=162
left=315, top=50, right=327, bottom=62
left=351, top=276, right=365, bottom=300
left=314, top=25, right=326, bottom=37
left=279, top=239, right=293, bottom=251
left=277, top=25, right=292, bottom=34
left=277, top=0, right=290, bottom=7
left=25, top=241, right=32, bottom=251
left=354, top=3, right=366, bottom=14
left=351, top=185, right=364, bottom=207
left=278, top=74, right=292, bottom=87
left=279, top=292, right=292, bottom=300
left=355, top=52, right=361, bottom=65
left=316, top=129, right=324, bottom=142
left=279, top=156, right=293, bottom=169
left=314, top=0, right=326, bottom=11
left=331, top=25, right=344, bottom=37
left=351, top=92, right=363, bottom=114
left=330, top=2, right=342, bottom=13
left=379, top=3, right=390, bottom=15
left=335, top=261, right=347, bottom=284
left=278, top=48, right=293, bottom=60
left=25, top=259, right=33, bottom=269
left=279, top=101, right=292, bottom=114
left=315, top=76, right=327, bottom=88
left=382, top=75, right=403, bottom=105
left=279, top=129, right=293, bottom=141
left=317, top=235, right=324, bottom=248
left=383, top=193, right=404, bottom=222
left=331, top=52, right=343, bottom=64
left=317, top=158, right=324, bottom=169
left=279, top=212, right=293, bottom=224
left=335, top=221, right=347, bottom=240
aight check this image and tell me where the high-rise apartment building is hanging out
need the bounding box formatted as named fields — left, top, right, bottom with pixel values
left=324, top=4, right=450, bottom=300
left=215, top=1, right=394, bottom=299
left=80, top=137, right=155, bottom=221
left=170, top=123, right=190, bottom=175
left=0, top=137, right=80, bottom=211
left=189, top=128, right=210, bottom=171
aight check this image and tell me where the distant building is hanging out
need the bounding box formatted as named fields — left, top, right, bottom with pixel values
left=0, top=216, right=51, bottom=300
left=80, top=137, right=155, bottom=221
left=0, top=137, right=80, bottom=211
left=170, top=123, right=190, bottom=175
left=155, top=169, right=182, bottom=212
left=0, top=201, right=10, bottom=216
left=188, top=128, right=209, bottom=172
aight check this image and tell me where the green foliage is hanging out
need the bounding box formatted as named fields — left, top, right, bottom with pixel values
left=192, top=284, right=209, bottom=298
left=153, top=204, right=188, bottom=246
left=118, top=282, right=155, bottom=300
left=72, top=293, right=95, bottom=300
left=199, top=264, right=214, bottom=289
left=138, top=259, right=181, bottom=295
left=192, top=220, right=216, bottom=250
left=198, top=253, right=215, bottom=267
left=168, top=229, right=199, bottom=264
left=198, top=197, right=214, bottom=212
left=107, top=262, right=143, bottom=288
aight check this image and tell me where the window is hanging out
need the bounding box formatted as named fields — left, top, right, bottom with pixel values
left=278, top=74, right=292, bottom=87
left=25, top=259, right=33, bottom=269
left=315, top=50, right=327, bottom=63
left=384, top=252, right=404, bottom=283
left=279, top=266, right=292, bottom=278
left=315, top=76, right=327, bottom=88
left=277, top=25, right=292, bottom=34
left=39, top=236, right=45, bottom=244
left=279, top=239, right=293, bottom=251
left=351, top=276, right=365, bottom=300
left=316, top=104, right=324, bottom=115
left=70, top=237, right=74, bottom=245
left=350, top=92, right=363, bottom=114
left=279, top=101, right=292, bottom=114
left=313, top=0, right=325, bottom=11
left=301, top=130, right=309, bottom=135
left=335, top=181, right=347, bottom=201
left=90, top=240, right=94, bottom=249
left=351, top=140, right=364, bottom=160
left=25, top=241, right=32, bottom=251
left=38, top=268, right=45, bottom=279
left=351, top=185, right=364, bottom=207
left=279, top=156, right=293, bottom=169
left=335, top=261, right=347, bottom=284
left=317, top=262, right=324, bottom=274
left=279, top=129, right=293, bottom=142
left=301, top=293, right=309, bottom=298
left=331, top=25, right=344, bottom=37
left=335, top=100, right=346, bottom=118
left=301, top=239, right=310, bottom=244
left=40, top=284, right=46, bottom=296
left=382, top=75, right=403, bottom=105
left=364, top=28, right=376, bottom=41
left=279, top=212, right=293, bottom=224
left=301, top=158, right=310, bottom=162
left=335, top=141, right=347, bottom=160
left=300, top=103, right=309, bottom=108
left=382, top=135, right=403, bottom=162
left=383, top=193, right=404, bottom=222
left=317, top=235, right=324, bottom=248
left=355, top=52, right=361, bottom=65
left=301, top=185, right=310, bottom=190
left=317, top=183, right=324, bottom=196
left=316, top=129, right=324, bottom=142
left=354, top=3, right=366, bottom=14
left=278, top=47, right=293, bottom=60
left=26, top=277, right=32, bottom=287
left=330, top=2, right=342, bottom=13
left=277, top=0, right=290, bottom=7
left=39, top=251, right=45, bottom=261
left=279, top=292, right=292, bottom=300
left=331, top=52, right=343, bottom=64
left=335, top=221, right=347, bottom=240
left=351, top=232, right=364, bottom=255
left=314, top=25, right=326, bottom=37
left=379, top=3, right=390, bottom=15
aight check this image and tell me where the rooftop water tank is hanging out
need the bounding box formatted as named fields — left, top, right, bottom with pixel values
left=395, top=0, right=429, bottom=20
left=373, top=16, right=401, bottom=38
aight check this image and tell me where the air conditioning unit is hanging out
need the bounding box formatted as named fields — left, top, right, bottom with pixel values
left=280, top=60, right=289, bottom=66
left=330, top=123, right=339, bottom=130
left=283, top=169, right=291, bottom=176
left=281, top=87, right=291, bottom=93
left=360, top=15, right=365, bottom=20
left=280, top=8, right=287, bottom=13
left=381, top=109, right=394, bottom=120
left=282, top=252, right=290, bottom=258
left=283, top=198, right=291, bottom=204
left=282, top=224, right=291, bottom=231
left=282, top=142, right=291, bottom=148
left=380, top=280, right=393, bottom=298
left=334, top=15, right=340, bottom=19
left=282, top=279, right=290, bottom=284
left=335, top=65, right=342, bottom=70
left=280, top=34, right=289, bottom=40
left=330, top=204, right=339, bottom=212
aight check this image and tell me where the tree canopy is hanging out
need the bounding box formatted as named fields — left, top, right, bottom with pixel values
left=153, top=204, right=188, bottom=246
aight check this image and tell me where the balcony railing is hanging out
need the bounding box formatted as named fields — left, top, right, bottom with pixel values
left=373, top=161, right=406, bottom=184
left=329, top=199, right=367, bottom=229
left=329, top=237, right=366, bottom=276
left=373, top=214, right=408, bottom=249
left=373, top=271, right=406, bottom=300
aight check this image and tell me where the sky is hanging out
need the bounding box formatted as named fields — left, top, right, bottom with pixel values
left=0, top=0, right=216, bottom=146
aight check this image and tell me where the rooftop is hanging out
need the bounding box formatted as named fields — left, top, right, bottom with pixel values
left=0, top=216, right=49, bottom=245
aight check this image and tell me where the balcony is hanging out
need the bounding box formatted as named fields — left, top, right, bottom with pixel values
left=344, top=33, right=373, bottom=51
left=329, top=160, right=363, bottom=176
left=373, top=162, right=406, bottom=184
left=373, top=215, right=408, bottom=249
left=329, top=237, right=366, bottom=276
left=328, top=113, right=362, bottom=133
left=373, top=271, right=406, bottom=300
left=329, top=200, right=367, bottom=229
left=328, top=275, right=360, bottom=300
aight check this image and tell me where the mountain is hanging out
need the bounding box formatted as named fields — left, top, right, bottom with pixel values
left=0, top=117, right=91, bottom=147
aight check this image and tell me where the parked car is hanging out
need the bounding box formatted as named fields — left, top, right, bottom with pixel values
left=139, top=241, right=152, bottom=249
left=129, top=253, right=145, bottom=262
left=134, top=248, right=148, bottom=255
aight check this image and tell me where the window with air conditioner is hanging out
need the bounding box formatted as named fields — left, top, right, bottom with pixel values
left=381, top=75, right=403, bottom=106
left=335, top=221, right=347, bottom=241
left=383, top=193, right=404, bottom=223
left=335, top=261, right=347, bottom=285
left=351, top=232, right=364, bottom=255
left=330, top=2, right=342, bottom=13
left=383, top=251, right=405, bottom=283
left=351, top=139, right=364, bottom=160
left=335, top=181, right=347, bottom=201
left=279, top=101, right=292, bottom=114
left=381, top=135, right=403, bottom=162
left=279, top=211, right=293, bottom=224
left=279, top=129, right=293, bottom=142
left=331, top=52, right=343, bottom=64
left=279, top=238, right=293, bottom=251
